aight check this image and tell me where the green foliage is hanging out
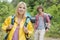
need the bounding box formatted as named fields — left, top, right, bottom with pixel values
left=0, top=2, right=15, bottom=27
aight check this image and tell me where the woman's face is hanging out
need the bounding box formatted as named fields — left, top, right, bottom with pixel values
left=17, top=4, right=26, bottom=15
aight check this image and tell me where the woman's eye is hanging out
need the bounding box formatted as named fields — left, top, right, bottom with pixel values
left=23, top=7, right=25, bottom=9
left=19, top=7, right=25, bottom=9
left=19, top=7, right=22, bottom=8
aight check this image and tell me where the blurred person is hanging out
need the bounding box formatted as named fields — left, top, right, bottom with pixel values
left=2, top=1, right=34, bottom=40
left=34, top=5, right=50, bottom=40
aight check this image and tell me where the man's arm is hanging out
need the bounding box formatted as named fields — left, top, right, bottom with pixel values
left=46, top=15, right=51, bottom=29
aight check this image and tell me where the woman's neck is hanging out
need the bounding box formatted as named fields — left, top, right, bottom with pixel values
left=17, top=14, right=24, bottom=19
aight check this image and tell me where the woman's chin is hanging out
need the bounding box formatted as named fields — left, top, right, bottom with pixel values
left=18, top=12, right=23, bottom=15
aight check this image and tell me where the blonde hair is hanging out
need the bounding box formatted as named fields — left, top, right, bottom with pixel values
left=15, top=1, right=27, bottom=16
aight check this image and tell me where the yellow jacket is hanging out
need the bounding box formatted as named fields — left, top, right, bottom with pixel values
left=2, top=16, right=34, bottom=40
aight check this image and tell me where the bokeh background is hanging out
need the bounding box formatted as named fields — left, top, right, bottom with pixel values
left=0, top=0, right=60, bottom=40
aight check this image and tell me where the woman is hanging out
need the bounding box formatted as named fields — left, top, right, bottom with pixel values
left=2, top=2, right=34, bottom=40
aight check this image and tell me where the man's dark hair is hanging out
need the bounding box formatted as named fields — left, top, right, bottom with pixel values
left=37, top=5, right=44, bottom=12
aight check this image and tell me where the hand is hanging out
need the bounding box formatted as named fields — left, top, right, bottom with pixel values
left=46, top=23, right=51, bottom=29
left=7, top=24, right=13, bottom=30
left=24, top=27, right=28, bottom=34
left=6, top=24, right=13, bottom=32
left=46, top=29, right=49, bottom=32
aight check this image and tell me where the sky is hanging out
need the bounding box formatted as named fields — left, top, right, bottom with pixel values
left=0, top=0, right=12, bottom=3
left=7, top=0, right=12, bottom=3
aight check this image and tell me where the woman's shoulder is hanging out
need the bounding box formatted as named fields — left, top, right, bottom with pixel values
left=7, top=15, right=15, bottom=19
left=7, top=16, right=12, bottom=19
left=5, top=16, right=13, bottom=21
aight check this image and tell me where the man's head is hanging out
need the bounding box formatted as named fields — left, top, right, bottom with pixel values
left=37, top=5, right=44, bottom=13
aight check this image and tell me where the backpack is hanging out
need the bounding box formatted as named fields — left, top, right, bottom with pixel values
left=4, top=15, right=30, bottom=40
left=44, top=14, right=49, bottom=29
left=44, top=13, right=53, bottom=20
left=44, top=13, right=53, bottom=29
left=30, top=13, right=53, bottom=23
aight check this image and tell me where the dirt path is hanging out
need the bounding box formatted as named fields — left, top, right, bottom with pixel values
left=0, top=30, right=60, bottom=40
left=45, top=37, right=60, bottom=40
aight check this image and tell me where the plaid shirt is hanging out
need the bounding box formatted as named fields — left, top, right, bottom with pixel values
left=34, top=13, right=50, bottom=30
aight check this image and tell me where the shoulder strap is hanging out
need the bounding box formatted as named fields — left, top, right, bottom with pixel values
left=11, top=15, right=15, bottom=25
left=11, top=16, right=30, bottom=27
left=44, top=14, right=47, bottom=28
left=44, top=14, right=47, bottom=23
left=36, top=14, right=39, bottom=21
left=24, top=16, right=30, bottom=27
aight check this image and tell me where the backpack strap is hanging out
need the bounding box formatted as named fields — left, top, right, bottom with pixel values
left=11, top=15, right=30, bottom=27
left=44, top=14, right=47, bottom=27
left=11, top=15, right=15, bottom=25
left=24, top=16, right=30, bottom=27
left=4, top=15, right=15, bottom=40
left=24, top=16, right=30, bottom=40
left=44, top=14, right=49, bottom=29
left=34, top=14, right=39, bottom=29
